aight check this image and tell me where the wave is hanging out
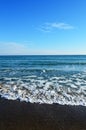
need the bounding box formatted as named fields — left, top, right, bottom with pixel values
left=0, top=72, right=86, bottom=106
left=1, top=61, right=86, bottom=68
left=18, top=62, right=86, bottom=66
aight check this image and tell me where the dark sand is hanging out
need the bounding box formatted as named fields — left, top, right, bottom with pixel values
left=0, top=97, right=86, bottom=130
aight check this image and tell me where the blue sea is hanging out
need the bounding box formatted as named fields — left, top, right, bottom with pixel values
left=0, top=55, right=86, bottom=106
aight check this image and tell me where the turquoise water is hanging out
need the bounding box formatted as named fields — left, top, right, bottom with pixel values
left=0, top=55, right=86, bottom=106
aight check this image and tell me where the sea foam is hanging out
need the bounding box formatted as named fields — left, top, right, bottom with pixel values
left=0, top=72, right=86, bottom=106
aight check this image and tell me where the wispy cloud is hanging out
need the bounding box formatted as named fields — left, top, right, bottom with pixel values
left=39, top=22, right=74, bottom=32
left=0, top=42, right=85, bottom=55
left=0, top=42, right=30, bottom=55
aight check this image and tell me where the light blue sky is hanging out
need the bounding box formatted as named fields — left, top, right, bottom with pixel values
left=0, top=0, right=86, bottom=55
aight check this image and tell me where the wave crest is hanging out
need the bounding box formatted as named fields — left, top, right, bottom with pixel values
left=0, top=73, right=86, bottom=106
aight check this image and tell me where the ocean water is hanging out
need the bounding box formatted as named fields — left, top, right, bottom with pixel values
left=0, top=55, right=86, bottom=106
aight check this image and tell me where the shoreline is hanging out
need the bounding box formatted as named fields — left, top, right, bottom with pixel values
left=0, top=97, right=86, bottom=130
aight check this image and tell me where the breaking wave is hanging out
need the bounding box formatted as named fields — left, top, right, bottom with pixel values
left=0, top=72, right=86, bottom=106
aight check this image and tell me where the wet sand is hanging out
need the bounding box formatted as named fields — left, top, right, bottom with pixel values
left=0, top=97, right=86, bottom=130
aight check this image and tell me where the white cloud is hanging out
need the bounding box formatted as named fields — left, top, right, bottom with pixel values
left=0, top=42, right=30, bottom=55
left=0, top=42, right=84, bottom=55
left=50, top=23, right=74, bottom=29
left=39, top=22, right=74, bottom=32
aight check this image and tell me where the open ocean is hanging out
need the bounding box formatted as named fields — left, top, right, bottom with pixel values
left=0, top=55, right=86, bottom=106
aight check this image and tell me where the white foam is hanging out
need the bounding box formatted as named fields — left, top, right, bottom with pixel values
left=0, top=73, right=86, bottom=106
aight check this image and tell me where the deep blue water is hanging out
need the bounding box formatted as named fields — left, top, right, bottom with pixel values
left=0, top=55, right=86, bottom=78
left=0, top=55, right=86, bottom=105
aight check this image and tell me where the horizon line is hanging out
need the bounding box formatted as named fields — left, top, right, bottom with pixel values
left=0, top=54, right=86, bottom=56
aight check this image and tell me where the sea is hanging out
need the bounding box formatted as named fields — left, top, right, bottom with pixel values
left=0, top=55, right=86, bottom=106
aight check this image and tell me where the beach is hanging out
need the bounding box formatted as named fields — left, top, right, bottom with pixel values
left=0, top=97, right=86, bottom=130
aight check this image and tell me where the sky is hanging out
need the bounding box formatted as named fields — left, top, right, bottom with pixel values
left=0, top=0, right=86, bottom=55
